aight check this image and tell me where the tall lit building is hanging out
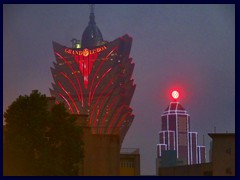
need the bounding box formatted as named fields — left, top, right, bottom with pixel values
left=156, top=90, right=205, bottom=167
left=49, top=5, right=135, bottom=142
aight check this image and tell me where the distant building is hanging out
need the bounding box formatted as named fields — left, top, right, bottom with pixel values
left=156, top=91, right=206, bottom=170
left=158, top=163, right=212, bottom=176
left=49, top=5, right=136, bottom=175
left=49, top=5, right=135, bottom=143
left=156, top=100, right=206, bottom=168
left=119, top=148, right=140, bottom=176
left=157, top=133, right=235, bottom=176
left=156, top=150, right=183, bottom=170
left=197, top=146, right=206, bottom=164
left=209, top=133, right=235, bottom=176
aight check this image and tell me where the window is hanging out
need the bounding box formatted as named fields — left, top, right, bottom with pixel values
left=120, top=160, right=134, bottom=168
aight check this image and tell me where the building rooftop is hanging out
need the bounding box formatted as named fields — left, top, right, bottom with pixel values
left=208, top=133, right=235, bottom=138
left=162, top=102, right=189, bottom=115
left=120, top=148, right=140, bottom=154
left=81, top=5, right=104, bottom=48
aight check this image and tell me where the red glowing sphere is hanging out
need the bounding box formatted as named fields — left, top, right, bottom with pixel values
left=172, top=90, right=179, bottom=100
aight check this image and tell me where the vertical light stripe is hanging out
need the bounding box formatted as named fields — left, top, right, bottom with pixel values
left=196, top=133, right=198, bottom=164
left=173, top=131, right=176, bottom=150
left=199, top=147, right=201, bottom=163
left=167, top=114, right=169, bottom=130
left=187, top=117, right=190, bottom=165
left=204, top=147, right=206, bottom=163
left=176, top=102, right=179, bottom=114
left=163, top=132, right=165, bottom=144
left=190, top=133, right=192, bottom=164
left=168, top=131, right=170, bottom=150
left=176, top=113, right=178, bottom=158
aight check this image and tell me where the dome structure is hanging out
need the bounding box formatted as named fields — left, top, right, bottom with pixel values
left=81, top=5, right=103, bottom=48
left=163, top=102, right=188, bottom=115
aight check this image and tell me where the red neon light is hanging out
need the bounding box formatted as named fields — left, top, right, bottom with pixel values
left=55, top=52, right=84, bottom=107
left=88, top=46, right=118, bottom=105
left=107, top=105, right=127, bottom=134
left=89, top=75, right=114, bottom=126
left=52, top=39, right=135, bottom=139
left=83, top=55, right=89, bottom=89
left=116, top=111, right=131, bottom=129
left=58, top=93, right=74, bottom=114
left=77, top=55, right=83, bottom=75
left=99, top=96, right=118, bottom=134
left=93, top=79, right=115, bottom=130
left=58, top=81, right=80, bottom=114
left=60, top=72, right=81, bottom=102
left=90, top=68, right=112, bottom=103
left=73, top=50, right=99, bottom=89
left=172, top=90, right=179, bottom=100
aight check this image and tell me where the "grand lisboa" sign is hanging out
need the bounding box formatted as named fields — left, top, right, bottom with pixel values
left=64, top=46, right=107, bottom=56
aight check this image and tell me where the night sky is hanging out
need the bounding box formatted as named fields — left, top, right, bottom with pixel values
left=3, top=4, right=235, bottom=175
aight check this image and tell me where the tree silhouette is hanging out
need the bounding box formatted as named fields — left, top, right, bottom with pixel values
left=3, top=90, right=84, bottom=176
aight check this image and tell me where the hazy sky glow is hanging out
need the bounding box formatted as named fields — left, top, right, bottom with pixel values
left=3, top=4, right=235, bottom=175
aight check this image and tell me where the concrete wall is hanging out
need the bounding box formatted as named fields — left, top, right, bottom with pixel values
left=75, top=115, right=121, bottom=176
left=158, top=163, right=212, bottom=176
left=209, top=133, right=235, bottom=176
left=82, top=127, right=120, bottom=176
left=47, top=98, right=121, bottom=176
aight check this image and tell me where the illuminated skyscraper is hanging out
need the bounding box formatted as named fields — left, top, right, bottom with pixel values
left=156, top=91, right=205, bottom=167
left=50, top=5, right=135, bottom=142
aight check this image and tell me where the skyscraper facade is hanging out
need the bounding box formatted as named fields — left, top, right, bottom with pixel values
left=157, top=100, right=206, bottom=166
left=50, top=6, right=135, bottom=142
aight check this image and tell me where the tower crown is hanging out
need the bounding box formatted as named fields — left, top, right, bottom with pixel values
left=81, top=5, right=103, bottom=48
left=163, top=102, right=188, bottom=115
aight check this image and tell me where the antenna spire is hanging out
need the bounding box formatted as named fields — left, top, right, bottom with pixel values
left=89, top=4, right=96, bottom=25
left=90, top=4, right=95, bottom=14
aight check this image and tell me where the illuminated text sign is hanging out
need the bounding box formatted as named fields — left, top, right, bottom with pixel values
left=64, top=46, right=107, bottom=56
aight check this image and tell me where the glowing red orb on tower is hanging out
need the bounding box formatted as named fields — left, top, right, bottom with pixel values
left=172, top=90, right=179, bottom=100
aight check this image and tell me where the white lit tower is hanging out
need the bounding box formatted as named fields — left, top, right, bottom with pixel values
left=156, top=90, right=205, bottom=166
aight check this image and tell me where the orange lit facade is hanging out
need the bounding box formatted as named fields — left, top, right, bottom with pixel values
left=119, top=148, right=140, bottom=176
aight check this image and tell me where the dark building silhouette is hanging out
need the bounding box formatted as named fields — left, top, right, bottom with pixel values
left=50, top=5, right=135, bottom=143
